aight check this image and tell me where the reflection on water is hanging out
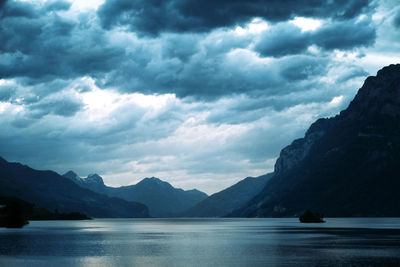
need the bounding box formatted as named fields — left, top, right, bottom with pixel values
left=1, top=218, right=400, bottom=266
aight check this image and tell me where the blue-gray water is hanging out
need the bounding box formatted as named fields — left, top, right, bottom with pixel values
left=1, top=218, right=400, bottom=266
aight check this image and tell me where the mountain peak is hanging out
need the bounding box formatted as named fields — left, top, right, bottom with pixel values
left=137, top=177, right=172, bottom=188
left=63, top=170, right=82, bottom=182
left=376, top=63, right=400, bottom=80
left=144, top=177, right=162, bottom=183
left=86, top=173, right=105, bottom=186
left=63, top=170, right=79, bottom=178
left=343, top=63, right=400, bottom=119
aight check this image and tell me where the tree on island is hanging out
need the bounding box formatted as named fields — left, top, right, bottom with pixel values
left=299, top=210, right=325, bottom=223
left=0, top=201, right=29, bottom=228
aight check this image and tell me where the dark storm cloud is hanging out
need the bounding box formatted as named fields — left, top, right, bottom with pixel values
left=279, top=56, right=328, bottom=81
left=102, top=46, right=331, bottom=100
left=0, top=0, right=124, bottom=84
left=255, top=18, right=376, bottom=57
left=254, top=24, right=309, bottom=57
left=0, top=0, right=378, bottom=107
left=393, top=10, right=400, bottom=29
left=43, top=0, right=71, bottom=12
left=337, top=66, right=369, bottom=82
left=0, top=0, right=70, bottom=18
left=162, top=34, right=201, bottom=62
left=98, top=0, right=373, bottom=36
left=28, top=95, right=83, bottom=118
left=0, top=84, right=15, bottom=101
left=24, top=79, right=73, bottom=100
left=100, top=50, right=281, bottom=99
left=0, top=0, right=376, bottom=101
left=315, top=19, right=376, bottom=50
left=0, top=0, right=36, bottom=18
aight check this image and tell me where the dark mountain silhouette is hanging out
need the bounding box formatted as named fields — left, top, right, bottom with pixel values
left=232, top=64, right=400, bottom=217
left=182, top=173, right=273, bottom=217
left=63, top=172, right=208, bottom=217
left=0, top=157, right=149, bottom=218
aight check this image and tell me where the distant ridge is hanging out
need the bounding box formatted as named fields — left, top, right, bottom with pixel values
left=182, top=173, right=273, bottom=217
left=63, top=173, right=208, bottom=217
left=232, top=64, right=400, bottom=217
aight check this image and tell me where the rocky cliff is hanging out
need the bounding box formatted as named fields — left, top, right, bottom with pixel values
left=232, top=64, right=400, bottom=217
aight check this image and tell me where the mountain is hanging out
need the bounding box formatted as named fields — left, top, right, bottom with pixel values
left=0, top=157, right=149, bottom=218
left=182, top=173, right=273, bottom=217
left=63, top=173, right=208, bottom=217
left=232, top=63, right=400, bottom=217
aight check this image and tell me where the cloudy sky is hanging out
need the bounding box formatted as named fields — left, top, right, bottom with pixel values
left=0, top=0, right=399, bottom=194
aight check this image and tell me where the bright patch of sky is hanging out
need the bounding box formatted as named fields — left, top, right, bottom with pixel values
left=290, top=17, right=322, bottom=32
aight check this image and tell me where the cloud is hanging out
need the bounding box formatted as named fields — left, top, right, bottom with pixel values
left=43, top=0, right=71, bottom=12
left=255, top=18, right=376, bottom=57
left=0, top=0, right=37, bottom=18
left=336, top=66, right=369, bottom=83
left=162, top=33, right=201, bottom=62
left=0, top=1, right=124, bottom=85
left=279, top=55, right=328, bottom=81
left=100, top=33, right=335, bottom=100
left=315, top=18, right=376, bottom=50
left=0, top=84, right=16, bottom=101
left=393, top=9, right=400, bottom=29
left=254, top=23, right=310, bottom=57
left=28, top=93, right=84, bottom=118
left=98, top=0, right=373, bottom=36
left=0, top=0, right=376, bottom=102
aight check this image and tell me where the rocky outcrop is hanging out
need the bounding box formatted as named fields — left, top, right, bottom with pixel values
left=274, top=131, right=325, bottom=176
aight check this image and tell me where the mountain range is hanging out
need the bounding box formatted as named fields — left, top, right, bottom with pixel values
left=63, top=171, right=208, bottom=217
left=232, top=64, right=400, bottom=217
left=0, top=157, right=149, bottom=218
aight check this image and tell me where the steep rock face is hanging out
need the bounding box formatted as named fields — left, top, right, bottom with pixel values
left=274, top=131, right=325, bottom=176
left=233, top=64, right=400, bottom=217
left=0, top=158, right=149, bottom=218
left=275, top=115, right=335, bottom=176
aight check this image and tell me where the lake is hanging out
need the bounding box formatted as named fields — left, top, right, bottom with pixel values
left=1, top=218, right=400, bottom=266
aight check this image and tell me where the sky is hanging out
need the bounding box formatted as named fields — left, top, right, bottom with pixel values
left=0, top=0, right=399, bottom=194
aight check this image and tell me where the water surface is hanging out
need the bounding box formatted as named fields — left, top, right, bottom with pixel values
left=1, top=218, right=400, bottom=266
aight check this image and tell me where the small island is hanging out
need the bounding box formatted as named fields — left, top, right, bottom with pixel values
left=299, top=210, right=325, bottom=223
